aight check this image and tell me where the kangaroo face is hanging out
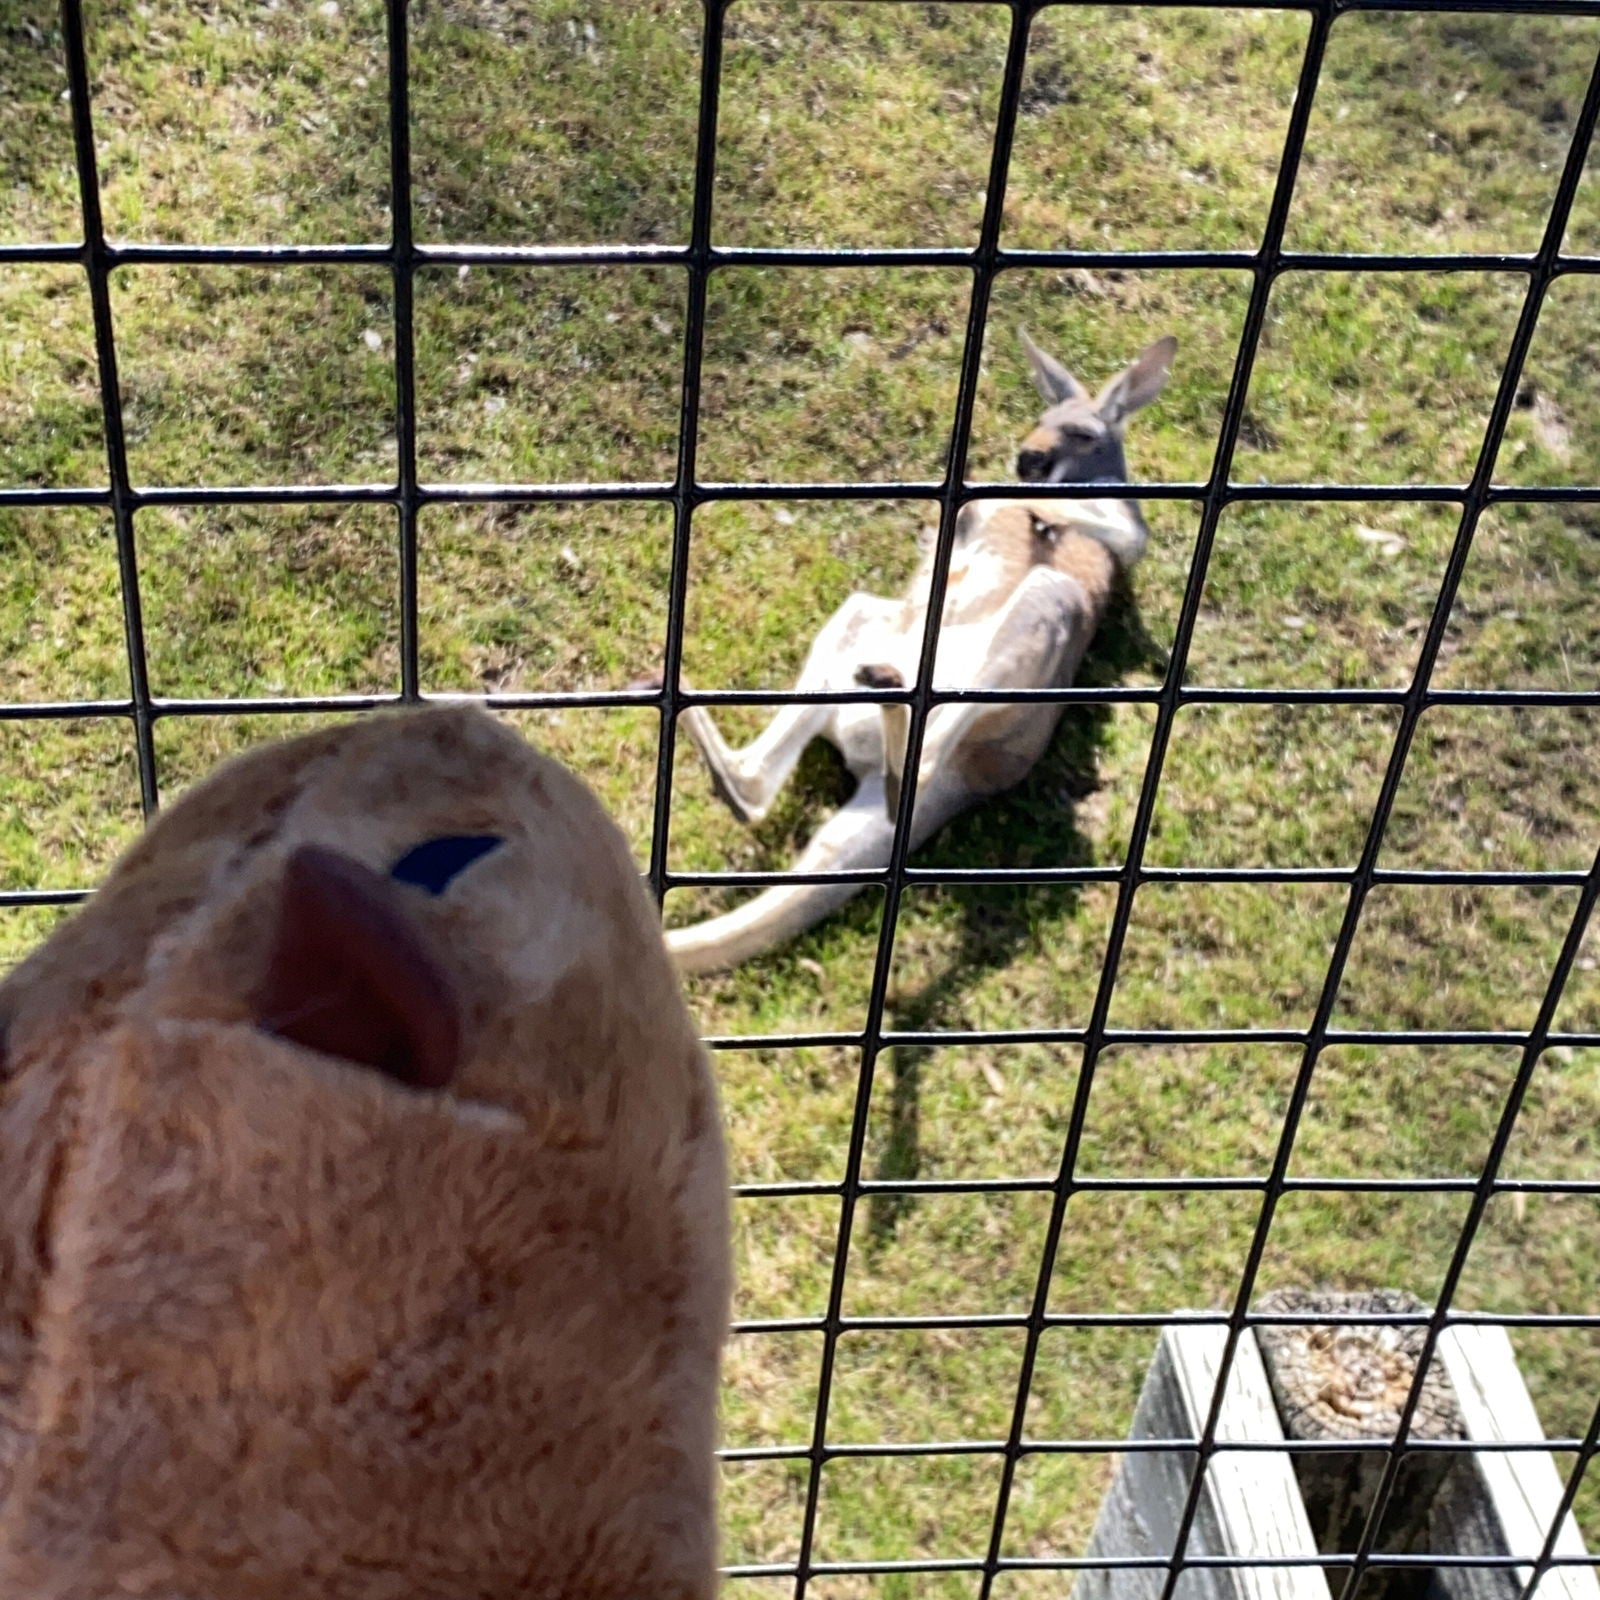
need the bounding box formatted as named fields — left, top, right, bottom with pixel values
left=1016, top=396, right=1130, bottom=485
left=1013, top=329, right=1177, bottom=487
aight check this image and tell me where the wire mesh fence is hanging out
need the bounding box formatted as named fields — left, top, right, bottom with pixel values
left=2, top=0, right=1600, bottom=1595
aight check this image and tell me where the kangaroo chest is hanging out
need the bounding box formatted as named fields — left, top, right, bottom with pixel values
left=941, top=540, right=1029, bottom=622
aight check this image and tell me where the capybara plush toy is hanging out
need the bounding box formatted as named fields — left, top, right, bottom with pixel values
left=0, top=705, right=730, bottom=1600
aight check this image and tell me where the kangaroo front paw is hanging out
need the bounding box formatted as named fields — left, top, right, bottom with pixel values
left=853, top=662, right=905, bottom=690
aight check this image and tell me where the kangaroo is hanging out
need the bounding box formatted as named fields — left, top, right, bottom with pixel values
left=664, top=329, right=1178, bottom=974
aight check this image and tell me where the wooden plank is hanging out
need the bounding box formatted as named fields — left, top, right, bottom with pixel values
left=1437, top=1325, right=1599, bottom=1600
left=1077, top=1327, right=1332, bottom=1600
left=1255, top=1287, right=1463, bottom=1594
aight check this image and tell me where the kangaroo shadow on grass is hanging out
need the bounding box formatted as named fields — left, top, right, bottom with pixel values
left=864, top=578, right=1165, bottom=1248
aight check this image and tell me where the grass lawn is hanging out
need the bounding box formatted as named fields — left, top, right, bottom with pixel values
left=3, top=2, right=1600, bottom=1592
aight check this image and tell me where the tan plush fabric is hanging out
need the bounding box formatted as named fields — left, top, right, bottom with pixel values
left=0, top=706, right=730, bottom=1599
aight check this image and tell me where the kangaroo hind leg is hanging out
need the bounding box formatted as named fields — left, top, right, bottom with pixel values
left=677, top=591, right=901, bottom=826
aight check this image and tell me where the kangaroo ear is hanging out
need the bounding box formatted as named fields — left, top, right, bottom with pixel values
left=257, top=845, right=462, bottom=1090
left=1018, top=325, right=1088, bottom=406
left=1095, top=335, right=1178, bottom=428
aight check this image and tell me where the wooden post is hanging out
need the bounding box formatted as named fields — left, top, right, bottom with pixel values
left=1255, top=1289, right=1467, bottom=1600
left=1255, top=1290, right=1600, bottom=1600
left=1075, top=1324, right=1331, bottom=1600
left=1079, top=1300, right=1596, bottom=1600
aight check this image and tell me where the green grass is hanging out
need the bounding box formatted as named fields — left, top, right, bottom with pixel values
left=4, top=1, right=1600, bottom=1590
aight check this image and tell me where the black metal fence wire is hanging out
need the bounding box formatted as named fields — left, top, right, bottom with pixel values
left=3, top=0, right=1600, bottom=1595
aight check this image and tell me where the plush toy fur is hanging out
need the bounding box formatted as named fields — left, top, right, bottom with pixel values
left=0, top=705, right=730, bottom=1599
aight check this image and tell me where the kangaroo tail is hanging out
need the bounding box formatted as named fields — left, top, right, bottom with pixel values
left=666, top=789, right=898, bottom=975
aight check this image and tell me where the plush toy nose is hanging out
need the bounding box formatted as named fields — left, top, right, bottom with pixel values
left=257, top=844, right=463, bottom=1090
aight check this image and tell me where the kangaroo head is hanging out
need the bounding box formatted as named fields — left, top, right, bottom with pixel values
left=1014, top=329, right=1177, bottom=485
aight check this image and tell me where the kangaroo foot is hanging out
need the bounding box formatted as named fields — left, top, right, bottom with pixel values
left=635, top=673, right=764, bottom=828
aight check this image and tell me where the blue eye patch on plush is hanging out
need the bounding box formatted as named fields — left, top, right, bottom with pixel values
left=389, top=834, right=504, bottom=896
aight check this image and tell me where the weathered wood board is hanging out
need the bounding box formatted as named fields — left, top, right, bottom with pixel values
left=1435, top=1325, right=1599, bottom=1600
left=1076, top=1325, right=1332, bottom=1600
left=1074, top=1317, right=1596, bottom=1600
